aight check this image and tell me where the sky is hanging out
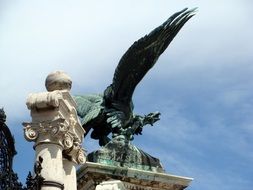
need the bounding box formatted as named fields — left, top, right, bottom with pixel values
left=0, top=0, right=253, bottom=189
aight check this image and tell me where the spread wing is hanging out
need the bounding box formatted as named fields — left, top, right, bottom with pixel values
left=73, top=94, right=103, bottom=125
left=104, top=8, right=196, bottom=106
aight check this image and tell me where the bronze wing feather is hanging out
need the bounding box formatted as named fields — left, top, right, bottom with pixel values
left=104, top=8, right=196, bottom=106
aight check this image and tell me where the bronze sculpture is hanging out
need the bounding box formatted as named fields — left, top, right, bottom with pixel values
left=74, top=8, right=196, bottom=146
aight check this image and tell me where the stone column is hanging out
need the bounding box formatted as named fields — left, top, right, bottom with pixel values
left=63, top=159, right=77, bottom=190
left=23, top=71, right=86, bottom=190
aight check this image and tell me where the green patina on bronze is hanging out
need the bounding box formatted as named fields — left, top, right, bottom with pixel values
left=87, top=137, right=165, bottom=173
left=74, top=8, right=196, bottom=172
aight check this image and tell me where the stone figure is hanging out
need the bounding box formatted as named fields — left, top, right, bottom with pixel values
left=74, top=8, right=196, bottom=146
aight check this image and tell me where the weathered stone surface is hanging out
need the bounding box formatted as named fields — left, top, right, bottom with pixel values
left=24, top=71, right=86, bottom=190
left=77, top=162, right=193, bottom=190
left=24, top=89, right=86, bottom=165
left=45, top=70, right=72, bottom=92
left=96, top=180, right=126, bottom=190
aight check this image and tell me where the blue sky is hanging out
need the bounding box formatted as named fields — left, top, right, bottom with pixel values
left=0, top=1, right=253, bottom=189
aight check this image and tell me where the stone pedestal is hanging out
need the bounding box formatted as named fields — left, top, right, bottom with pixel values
left=77, top=162, right=193, bottom=190
left=96, top=180, right=126, bottom=190
left=23, top=71, right=86, bottom=190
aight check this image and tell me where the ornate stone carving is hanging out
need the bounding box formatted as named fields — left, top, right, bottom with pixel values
left=26, top=91, right=62, bottom=110
left=77, top=162, right=192, bottom=190
left=96, top=180, right=126, bottom=190
left=24, top=71, right=86, bottom=165
left=23, top=110, right=85, bottom=164
left=24, top=125, right=38, bottom=141
left=24, top=71, right=86, bottom=190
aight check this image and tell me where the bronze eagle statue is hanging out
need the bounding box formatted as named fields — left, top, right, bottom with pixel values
left=74, top=8, right=196, bottom=146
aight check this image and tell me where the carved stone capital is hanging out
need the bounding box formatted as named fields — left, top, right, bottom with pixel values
left=24, top=82, right=86, bottom=164
left=23, top=117, right=86, bottom=165
left=23, top=118, right=69, bottom=144
left=63, top=142, right=86, bottom=164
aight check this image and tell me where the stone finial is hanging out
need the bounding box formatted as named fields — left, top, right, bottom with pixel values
left=45, top=71, right=72, bottom=92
